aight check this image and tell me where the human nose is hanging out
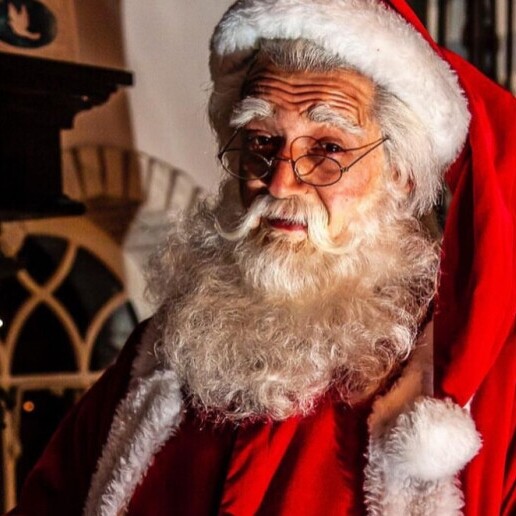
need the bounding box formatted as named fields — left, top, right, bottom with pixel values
left=265, top=156, right=307, bottom=199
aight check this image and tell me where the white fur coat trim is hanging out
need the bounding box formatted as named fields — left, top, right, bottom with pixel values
left=210, top=0, right=470, bottom=170
left=83, top=339, right=183, bottom=516
left=84, top=322, right=481, bottom=515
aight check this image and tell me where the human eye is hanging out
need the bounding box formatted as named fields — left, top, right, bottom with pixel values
left=311, top=140, right=348, bottom=156
left=244, top=133, right=272, bottom=150
left=243, top=133, right=281, bottom=157
left=321, top=142, right=345, bottom=154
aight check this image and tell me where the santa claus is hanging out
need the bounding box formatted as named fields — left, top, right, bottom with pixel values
left=12, top=1, right=515, bottom=515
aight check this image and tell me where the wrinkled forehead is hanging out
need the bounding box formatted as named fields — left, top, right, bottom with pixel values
left=241, top=56, right=377, bottom=126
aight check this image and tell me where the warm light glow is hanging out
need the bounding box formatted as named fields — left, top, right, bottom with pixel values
left=0, top=319, right=3, bottom=328
left=23, top=401, right=35, bottom=413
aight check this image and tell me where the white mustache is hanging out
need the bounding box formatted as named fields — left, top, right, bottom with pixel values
left=215, top=195, right=315, bottom=239
left=215, top=195, right=270, bottom=241
left=215, top=195, right=349, bottom=255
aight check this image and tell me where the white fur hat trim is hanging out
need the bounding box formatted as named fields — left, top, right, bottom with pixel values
left=211, top=0, right=470, bottom=171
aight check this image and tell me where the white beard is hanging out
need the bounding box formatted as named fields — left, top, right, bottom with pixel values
left=148, top=179, right=439, bottom=422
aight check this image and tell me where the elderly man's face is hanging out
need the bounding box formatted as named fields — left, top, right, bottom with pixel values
left=238, top=62, right=388, bottom=245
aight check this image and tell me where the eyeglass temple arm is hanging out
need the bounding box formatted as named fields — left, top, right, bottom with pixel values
left=217, top=128, right=242, bottom=159
left=340, top=136, right=389, bottom=173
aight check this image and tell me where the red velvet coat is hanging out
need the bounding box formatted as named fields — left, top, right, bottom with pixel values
left=10, top=315, right=514, bottom=515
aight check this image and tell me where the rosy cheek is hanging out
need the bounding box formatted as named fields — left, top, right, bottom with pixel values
left=336, top=167, right=379, bottom=203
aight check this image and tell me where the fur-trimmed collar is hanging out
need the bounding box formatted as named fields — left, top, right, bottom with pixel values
left=84, top=321, right=481, bottom=515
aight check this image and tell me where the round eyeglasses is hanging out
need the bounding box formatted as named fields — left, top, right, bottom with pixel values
left=218, top=130, right=389, bottom=187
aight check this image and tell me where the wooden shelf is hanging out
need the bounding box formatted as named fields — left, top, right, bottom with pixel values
left=0, top=52, right=133, bottom=221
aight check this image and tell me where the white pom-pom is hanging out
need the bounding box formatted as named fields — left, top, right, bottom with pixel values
left=384, top=397, right=482, bottom=481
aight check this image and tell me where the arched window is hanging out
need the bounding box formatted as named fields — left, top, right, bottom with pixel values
left=0, top=218, right=140, bottom=510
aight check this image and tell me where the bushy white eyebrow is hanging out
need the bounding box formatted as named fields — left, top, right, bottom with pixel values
left=307, top=104, right=364, bottom=136
left=229, top=97, right=274, bottom=127
left=229, top=98, right=364, bottom=137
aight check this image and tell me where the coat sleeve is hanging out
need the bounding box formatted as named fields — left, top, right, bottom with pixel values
left=8, top=321, right=149, bottom=516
